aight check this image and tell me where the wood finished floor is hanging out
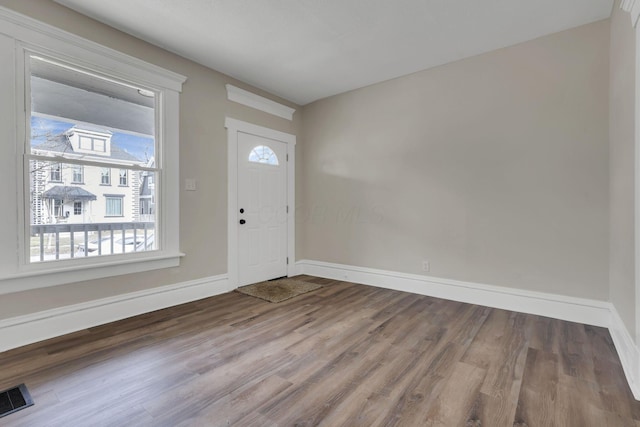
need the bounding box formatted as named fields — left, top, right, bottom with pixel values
left=1, top=275, right=639, bottom=426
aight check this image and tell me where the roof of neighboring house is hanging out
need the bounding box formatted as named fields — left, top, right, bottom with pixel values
left=42, top=185, right=97, bottom=201
left=139, top=173, right=153, bottom=196
left=33, top=135, right=141, bottom=163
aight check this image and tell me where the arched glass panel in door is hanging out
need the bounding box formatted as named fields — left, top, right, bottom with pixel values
left=248, top=145, right=279, bottom=165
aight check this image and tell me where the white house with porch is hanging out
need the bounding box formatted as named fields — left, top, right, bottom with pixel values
left=31, top=125, right=145, bottom=225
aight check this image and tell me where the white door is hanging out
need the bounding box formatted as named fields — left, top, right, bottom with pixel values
left=237, top=131, right=288, bottom=285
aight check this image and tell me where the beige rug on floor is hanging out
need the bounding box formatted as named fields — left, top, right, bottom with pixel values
left=236, top=278, right=323, bottom=303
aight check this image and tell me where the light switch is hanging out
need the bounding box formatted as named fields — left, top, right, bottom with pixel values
left=185, top=179, right=197, bottom=191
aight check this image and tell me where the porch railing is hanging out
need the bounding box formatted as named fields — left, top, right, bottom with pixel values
left=30, top=222, right=155, bottom=262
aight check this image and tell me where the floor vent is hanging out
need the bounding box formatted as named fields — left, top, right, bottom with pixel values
left=0, top=384, right=34, bottom=418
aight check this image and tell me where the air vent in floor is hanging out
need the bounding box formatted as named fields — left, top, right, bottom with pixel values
left=0, top=384, right=34, bottom=418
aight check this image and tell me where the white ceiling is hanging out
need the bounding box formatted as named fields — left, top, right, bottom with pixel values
left=54, top=0, right=613, bottom=106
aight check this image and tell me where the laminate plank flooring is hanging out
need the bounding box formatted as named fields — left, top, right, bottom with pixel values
left=1, top=275, right=639, bottom=426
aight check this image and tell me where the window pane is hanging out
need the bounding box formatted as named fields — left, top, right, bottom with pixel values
left=248, top=145, right=279, bottom=165
left=119, top=169, right=128, bottom=186
left=72, top=165, right=83, bottom=183
left=29, top=161, right=156, bottom=262
left=105, top=197, right=123, bottom=216
left=30, top=56, right=156, bottom=163
left=27, top=56, right=159, bottom=264
left=101, top=168, right=111, bottom=185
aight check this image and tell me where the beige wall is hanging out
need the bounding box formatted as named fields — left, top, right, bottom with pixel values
left=0, top=0, right=301, bottom=319
left=0, top=2, right=619, bottom=321
left=300, top=20, right=610, bottom=299
left=610, top=1, right=637, bottom=340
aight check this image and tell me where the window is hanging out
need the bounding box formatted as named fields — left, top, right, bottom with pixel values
left=27, top=55, right=159, bottom=262
left=101, top=168, right=111, bottom=185
left=0, top=9, right=185, bottom=292
left=79, top=136, right=106, bottom=152
left=53, top=199, right=63, bottom=218
left=72, top=165, right=83, bottom=183
left=119, top=169, right=128, bottom=186
left=50, top=163, right=62, bottom=182
left=249, top=145, right=279, bottom=165
left=105, top=196, right=124, bottom=217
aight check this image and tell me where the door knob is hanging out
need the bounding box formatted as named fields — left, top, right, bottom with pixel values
left=239, top=219, right=246, bottom=225
left=239, top=208, right=244, bottom=213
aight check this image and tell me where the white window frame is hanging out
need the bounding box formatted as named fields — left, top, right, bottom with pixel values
left=0, top=7, right=186, bottom=294
left=80, top=136, right=106, bottom=152
left=104, top=195, right=124, bottom=217
left=119, top=169, right=128, bottom=186
left=101, top=167, right=111, bottom=185
left=72, top=164, right=83, bottom=184
left=50, top=162, right=62, bottom=182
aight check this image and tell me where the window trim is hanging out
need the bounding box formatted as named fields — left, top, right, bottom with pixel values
left=0, top=7, right=186, bottom=294
left=80, top=135, right=106, bottom=152
left=100, top=167, right=111, bottom=185
left=71, top=164, right=84, bottom=184
left=50, top=162, right=62, bottom=182
left=104, top=194, right=124, bottom=217
left=118, top=169, right=128, bottom=186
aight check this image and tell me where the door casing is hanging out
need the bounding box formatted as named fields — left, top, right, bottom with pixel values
left=225, top=117, right=296, bottom=288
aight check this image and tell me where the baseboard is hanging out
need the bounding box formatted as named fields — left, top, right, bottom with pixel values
left=0, top=274, right=233, bottom=353
left=609, top=306, right=640, bottom=399
left=296, top=260, right=611, bottom=327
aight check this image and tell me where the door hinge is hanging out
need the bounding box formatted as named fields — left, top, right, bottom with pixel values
left=286, top=205, right=289, bottom=213
left=287, top=257, right=289, bottom=264
left=286, top=154, right=289, bottom=162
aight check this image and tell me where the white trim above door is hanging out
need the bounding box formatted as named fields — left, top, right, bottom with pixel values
left=225, top=117, right=296, bottom=287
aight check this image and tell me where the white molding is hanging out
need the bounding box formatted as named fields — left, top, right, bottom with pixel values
left=636, top=13, right=640, bottom=349
left=286, top=142, right=296, bottom=278
left=226, top=84, right=296, bottom=121
left=225, top=117, right=296, bottom=287
left=0, top=6, right=186, bottom=91
left=0, top=253, right=183, bottom=295
left=621, top=0, right=636, bottom=11
left=625, top=0, right=640, bottom=26
left=296, top=260, right=612, bottom=327
left=622, top=0, right=640, bottom=27
left=610, top=305, right=640, bottom=399
left=225, top=117, right=296, bottom=145
left=0, top=274, right=233, bottom=352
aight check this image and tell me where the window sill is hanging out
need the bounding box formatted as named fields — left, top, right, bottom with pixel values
left=0, top=252, right=184, bottom=295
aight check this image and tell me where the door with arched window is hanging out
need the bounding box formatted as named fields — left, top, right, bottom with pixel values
left=237, top=131, right=288, bottom=285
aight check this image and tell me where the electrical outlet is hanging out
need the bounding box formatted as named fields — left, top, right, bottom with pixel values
left=422, top=260, right=430, bottom=272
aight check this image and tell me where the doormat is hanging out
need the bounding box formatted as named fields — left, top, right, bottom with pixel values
left=236, top=278, right=323, bottom=303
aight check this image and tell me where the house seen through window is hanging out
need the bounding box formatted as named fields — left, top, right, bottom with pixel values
left=72, top=165, right=83, bottom=183
left=119, top=169, right=128, bottom=186
left=28, top=55, right=158, bottom=262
